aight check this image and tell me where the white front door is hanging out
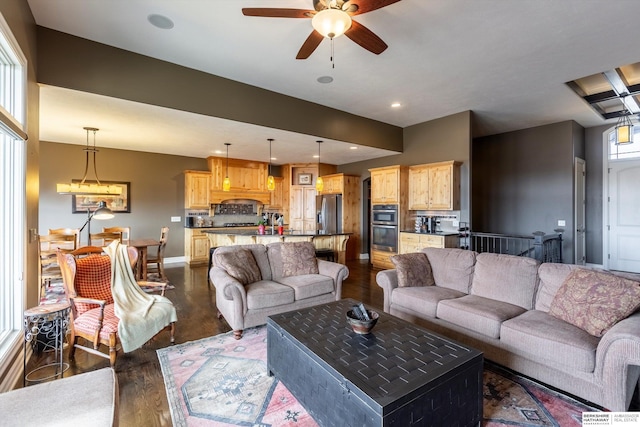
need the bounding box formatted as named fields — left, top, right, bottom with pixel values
left=608, top=159, right=640, bottom=272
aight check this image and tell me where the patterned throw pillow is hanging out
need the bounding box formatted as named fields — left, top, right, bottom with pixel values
left=216, top=248, right=262, bottom=285
left=391, top=252, right=435, bottom=288
left=281, top=242, right=319, bottom=277
left=548, top=268, right=640, bottom=337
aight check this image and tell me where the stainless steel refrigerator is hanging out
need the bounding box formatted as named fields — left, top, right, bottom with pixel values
left=316, top=194, right=343, bottom=233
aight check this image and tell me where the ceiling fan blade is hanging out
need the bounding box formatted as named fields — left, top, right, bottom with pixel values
left=296, top=31, right=324, bottom=59
left=242, top=8, right=314, bottom=18
left=345, top=20, right=388, bottom=54
left=350, top=0, right=401, bottom=15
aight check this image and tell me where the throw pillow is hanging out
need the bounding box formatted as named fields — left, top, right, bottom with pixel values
left=216, top=248, right=262, bottom=285
left=281, top=242, right=319, bottom=277
left=391, top=252, right=435, bottom=288
left=548, top=268, right=640, bottom=337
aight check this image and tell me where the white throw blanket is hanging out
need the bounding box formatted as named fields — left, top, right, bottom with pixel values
left=105, top=241, right=177, bottom=353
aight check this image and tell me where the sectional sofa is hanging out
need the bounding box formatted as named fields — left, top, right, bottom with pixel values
left=210, top=242, right=348, bottom=339
left=376, top=247, right=640, bottom=411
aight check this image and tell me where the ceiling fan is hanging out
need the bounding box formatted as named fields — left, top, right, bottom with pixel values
left=242, top=0, right=401, bottom=59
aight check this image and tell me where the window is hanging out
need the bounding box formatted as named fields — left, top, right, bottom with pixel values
left=0, top=13, right=27, bottom=364
left=609, top=127, right=640, bottom=160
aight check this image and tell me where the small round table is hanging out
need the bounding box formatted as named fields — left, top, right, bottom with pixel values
left=23, top=303, right=71, bottom=386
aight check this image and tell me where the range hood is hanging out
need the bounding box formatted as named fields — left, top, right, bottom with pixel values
left=210, top=190, right=271, bottom=205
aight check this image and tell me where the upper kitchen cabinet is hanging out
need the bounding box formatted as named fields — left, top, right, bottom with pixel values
left=267, top=176, right=285, bottom=210
left=184, top=171, right=210, bottom=209
left=318, top=174, right=343, bottom=195
left=408, top=161, right=461, bottom=211
left=369, top=165, right=408, bottom=205
left=207, top=156, right=271, bottom=204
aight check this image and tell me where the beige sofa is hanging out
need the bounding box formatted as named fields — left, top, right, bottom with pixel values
left=376, top=247, right=640, bottom=411
left=210, top=242, right=349, bottom=339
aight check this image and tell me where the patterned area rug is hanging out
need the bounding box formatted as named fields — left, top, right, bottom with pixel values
left=157, top=326, right=600, bottom=427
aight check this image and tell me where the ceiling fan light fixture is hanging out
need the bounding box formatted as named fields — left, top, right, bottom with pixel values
left=312, top=8, right=352, bottom=39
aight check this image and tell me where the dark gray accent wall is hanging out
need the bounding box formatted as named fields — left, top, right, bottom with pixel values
left=39, top=142, right=208, bottom=258
left=36, top=27, right=402, bottom=152
left=472, top=121, right=583, bottom=264
left=585, top=124, right=611, bottom=265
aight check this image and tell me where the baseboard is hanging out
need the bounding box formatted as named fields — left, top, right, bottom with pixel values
left=586, top=262, right=604, bottom=270
left=164, top=256, right=185, bottom=265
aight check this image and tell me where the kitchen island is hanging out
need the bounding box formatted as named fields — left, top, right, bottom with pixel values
left=203, top=229, right=351, bottom=264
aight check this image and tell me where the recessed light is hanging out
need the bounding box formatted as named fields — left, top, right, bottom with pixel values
left=213, top=150, right=223, bottom=155
left=349, top=146, right=358, bottom=150
left=148, top=14, right=174, bottom=30
left=317, top=76, right=333, bottom=84
left=391, top=102, right=402, bottom=108
left=313, top=154, right=320, bottom=158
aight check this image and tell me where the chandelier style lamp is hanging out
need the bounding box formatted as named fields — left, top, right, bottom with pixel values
left=267, top=138, right=276, bottom=191
left=223, top=143, right=231, bottom=192
left=615, top=98, right=634, bottom=145
left=56, top=127, right=123, bottom=195
left=315, top=140, right=324, bottom=192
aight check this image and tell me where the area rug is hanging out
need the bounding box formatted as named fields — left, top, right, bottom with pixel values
left=157, top=326, right=600, bottom=427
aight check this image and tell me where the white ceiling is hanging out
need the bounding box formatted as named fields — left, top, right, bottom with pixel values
left=27, top=0, right=640, bottom=165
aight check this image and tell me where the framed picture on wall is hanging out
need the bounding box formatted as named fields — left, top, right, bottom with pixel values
left=71, top=181, right=131, bottom=213
left=298, top=173, right=312, bottom=185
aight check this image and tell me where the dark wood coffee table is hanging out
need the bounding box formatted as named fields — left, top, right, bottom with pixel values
left=267, top=299, right=483, bottom=427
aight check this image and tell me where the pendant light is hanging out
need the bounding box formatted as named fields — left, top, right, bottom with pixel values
left=223, top=143, right=231, bottom=191
left=615, top=96, right=634, bottom=145
left=56, top=127, right=123, bottom=195
left=315, top=140, right=324, bottom=192
left=267, top=138, right=275, bottom=191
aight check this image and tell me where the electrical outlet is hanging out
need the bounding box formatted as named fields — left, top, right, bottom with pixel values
left=557, top=220, right=566, bottom=227
left=171, top=216, right=181, bottom=223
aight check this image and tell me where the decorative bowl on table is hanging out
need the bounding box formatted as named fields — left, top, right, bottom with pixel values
left=346, top=309, right=379, bottom=335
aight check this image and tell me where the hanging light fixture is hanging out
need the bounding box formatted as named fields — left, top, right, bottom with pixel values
left=56, top=127, right=123, bottom=195
left=267, top=138, right=275, bottom=191
left=615, top=96, right=634, bottom=145
left=223, top=143, right=231, bottom=191
left=316, top=140, right=324, bottom=192
left=311, top=7, right=352, bottom=39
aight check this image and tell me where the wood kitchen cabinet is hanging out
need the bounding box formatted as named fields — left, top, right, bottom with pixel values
left=371, top=249, right=396, bottom=270
left=399, top=232, right=459, bottom=254
left=289, top=185, right=317, bottom=233
left=185, top=228, right=212, bottom=265
left=370, top=166, right=405, bottom=204
left=268, top=176, right=285, bottom=210
left=318, top=174, right=344, bottom=195
left=408, top=161, right=461, bottom=211
left=184, top=171, right=210, bottom=209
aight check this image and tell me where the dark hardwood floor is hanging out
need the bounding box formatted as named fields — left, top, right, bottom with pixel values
left=26, top=258, right=383, bottom=427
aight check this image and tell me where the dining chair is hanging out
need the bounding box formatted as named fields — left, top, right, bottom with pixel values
left=38, top=233, right=78, bottom=299
left=146, top=226, right=169, bottom=281
left=90, top=231, right=122, bottom=247
left=57, top=245, right=176, bottom=367
left=48, top=228, right=81, bottom=249
left=102, top=226, right=130, bottom=245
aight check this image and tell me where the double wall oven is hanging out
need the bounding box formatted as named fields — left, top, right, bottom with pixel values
left=371, top=204, right=398, bottom=252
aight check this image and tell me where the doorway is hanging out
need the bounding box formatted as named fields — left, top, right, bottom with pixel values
left=607, top=158, right=640, bottom=272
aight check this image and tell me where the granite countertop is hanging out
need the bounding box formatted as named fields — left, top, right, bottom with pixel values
left=203, top=229, right=351, bottom=237
left=400, top=230, right=459, bottom=236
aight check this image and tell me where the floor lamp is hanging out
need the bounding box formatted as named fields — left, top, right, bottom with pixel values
left=78, top=201, right=114, bottom=246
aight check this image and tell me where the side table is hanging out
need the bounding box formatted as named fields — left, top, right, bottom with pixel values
left=23, top=303, right=70, bottom=386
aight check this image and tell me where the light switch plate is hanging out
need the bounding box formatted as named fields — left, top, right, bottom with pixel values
left=557, top=219, right=566, bottom=227
left=171, top=216, right=181, bottom=223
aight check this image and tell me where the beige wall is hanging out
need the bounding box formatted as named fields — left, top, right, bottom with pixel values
left=39, top=142, right=208, bottom=258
